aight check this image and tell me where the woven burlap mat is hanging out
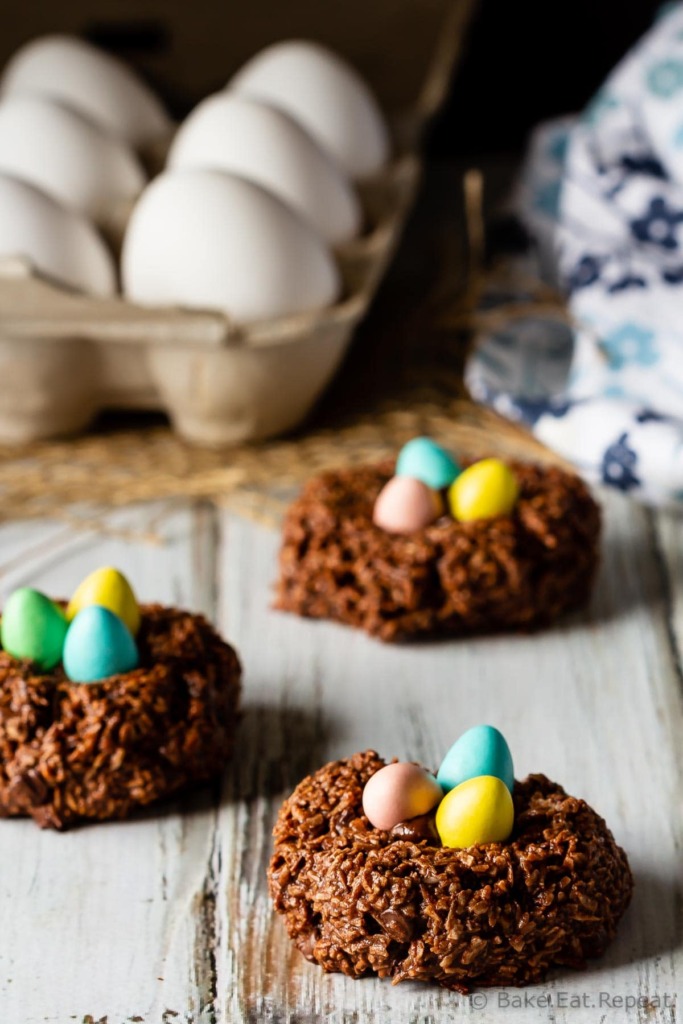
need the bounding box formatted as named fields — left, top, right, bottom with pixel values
left=0, top=165, right=567, bottom=538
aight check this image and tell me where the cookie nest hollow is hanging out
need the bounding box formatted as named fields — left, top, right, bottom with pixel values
left=269, top=751, right=633, bottom=991
left=0, top=604, right=241, bottom=829
left=275, top=460, right=601, bottom=640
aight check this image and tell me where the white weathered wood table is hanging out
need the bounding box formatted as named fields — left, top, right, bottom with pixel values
left=0, top=491, right=680, bottom=1024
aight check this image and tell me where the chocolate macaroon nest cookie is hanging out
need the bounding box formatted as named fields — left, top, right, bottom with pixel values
left=275, top=459, right=601, bottom=641
left=0, top=604, right=241, bottom=829
left=269, top=751, right=633, bottom=991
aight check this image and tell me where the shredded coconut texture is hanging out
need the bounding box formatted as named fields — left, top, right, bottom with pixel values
left=0, top=604, right=241, bottom=829
left=269, top=751, right=633, bottom=991
left=276, top=460, right=601, bottom=641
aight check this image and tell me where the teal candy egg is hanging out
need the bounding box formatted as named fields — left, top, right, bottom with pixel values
left=437, top=725, right=514, bottom=794
left=63, top=605, right=139, bottom=683
left=0, top=587, right=68, bottom=671
left=396, top=437, right=460, bottom=490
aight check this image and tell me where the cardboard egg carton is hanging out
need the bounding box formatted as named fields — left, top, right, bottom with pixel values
left=0, top=0, right=477, bottom=445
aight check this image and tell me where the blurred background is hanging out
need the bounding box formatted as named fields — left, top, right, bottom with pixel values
left=0, top=0, right=677, bottom=511
left=434, top=0, right=662, bottom=155
left=0, top=0, right=664, bottom=154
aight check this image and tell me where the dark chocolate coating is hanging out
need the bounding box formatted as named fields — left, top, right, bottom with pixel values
left=269, top=751, right=633, bottom=991
left=276, top=460, right=601, bottom=641
left=0, top=604, right=241, bottom=829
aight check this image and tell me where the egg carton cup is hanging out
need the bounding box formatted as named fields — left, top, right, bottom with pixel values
left=0, top=0, right=476, bottom=446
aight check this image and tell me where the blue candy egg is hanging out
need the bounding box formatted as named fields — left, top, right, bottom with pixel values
left=437, top=725, right=514, bottom=794
left=63, top=605, right=139, bottom=683
left=396, top=437, right=460, bottom=490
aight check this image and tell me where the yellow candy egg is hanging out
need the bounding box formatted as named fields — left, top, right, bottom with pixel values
left=435, top=775, right=514, bottom=849
left=66, top=566, right=140, bottom=636
left=448, top=458, right=518, bottom=523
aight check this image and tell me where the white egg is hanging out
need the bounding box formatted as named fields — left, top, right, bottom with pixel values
left=0, top=35, right=171, bottom=146
left=121, top=169, right=341, bottom=322
left=0, top=173, right=116, bottom=295
left=228, top=40, right=390, bottom=179
left=0, top=95, right=145, bottom=219
left=168, top=94, right=361, bottom=245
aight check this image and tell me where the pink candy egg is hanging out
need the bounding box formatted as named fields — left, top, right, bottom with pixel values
left=362, top=762, right=443, bottom=831
left=373, top=476, right=442, bottom=534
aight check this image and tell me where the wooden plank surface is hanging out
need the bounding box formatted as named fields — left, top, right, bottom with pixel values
left=0, top=504, right=221, bottom=1024
left=0, top=492, right=680, bottom=1023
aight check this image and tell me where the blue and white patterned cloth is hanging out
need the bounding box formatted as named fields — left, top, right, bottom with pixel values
left=466, top=3, right=683, bottom=506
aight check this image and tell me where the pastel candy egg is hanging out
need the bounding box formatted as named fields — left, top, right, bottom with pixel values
left=362, top=762, right=442, bottom=831
left=63, top=605, right=139, bottom=683
left=67, top=567, right=140, bottom=635
left=396, top=437, right=460, bottom=490
left=437, top=725, right=514, bottom=794
left=373, top=476, right=442, bottom=535
left=448, top=458, right=519, bottom=523
left=436, top=775, right=514, bottom=849
left=0, top=587, right=68, bottom=671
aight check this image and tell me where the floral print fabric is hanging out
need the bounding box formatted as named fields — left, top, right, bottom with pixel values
left=466, top=4, right=683, bottom=506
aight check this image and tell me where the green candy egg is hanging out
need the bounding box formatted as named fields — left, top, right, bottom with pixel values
left=0, top=587, right=68, bottom=671
left=396, top=437, right=460, bottom=490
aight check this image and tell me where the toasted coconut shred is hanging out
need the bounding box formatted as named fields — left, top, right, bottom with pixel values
left=276, top=460, right=601, bottom=641
left=0, top=605, right=241, bottom=829
left=269, top=751, right=633, bottom=991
